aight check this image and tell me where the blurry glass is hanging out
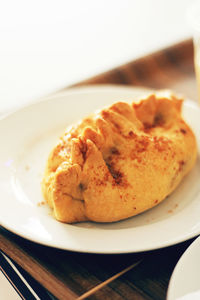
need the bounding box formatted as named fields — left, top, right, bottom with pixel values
left=188, top=1, right=200, bottom=103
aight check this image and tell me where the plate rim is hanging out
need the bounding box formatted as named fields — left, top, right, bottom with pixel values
left=167, top=235, right=200, bottom=300
left=0, top=84, right=200, bottom=254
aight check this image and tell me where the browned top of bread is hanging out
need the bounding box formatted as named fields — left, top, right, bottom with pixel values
left=42, top=92, right=197, bottom=223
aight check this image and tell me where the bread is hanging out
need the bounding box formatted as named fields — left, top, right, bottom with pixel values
left=42, top=92, right=197, bottom=223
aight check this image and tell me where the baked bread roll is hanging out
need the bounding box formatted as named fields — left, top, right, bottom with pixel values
left=42, top=92, right=197, bottom=223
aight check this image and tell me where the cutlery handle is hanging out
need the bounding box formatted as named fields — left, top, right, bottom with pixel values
left=0, top=251, right=54, bottom=300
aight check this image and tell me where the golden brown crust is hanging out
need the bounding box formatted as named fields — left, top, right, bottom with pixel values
left=42, top=92, right=197, bottom=223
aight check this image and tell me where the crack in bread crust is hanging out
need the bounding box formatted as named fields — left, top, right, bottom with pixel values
left=42, top=92, right=197, bottom=223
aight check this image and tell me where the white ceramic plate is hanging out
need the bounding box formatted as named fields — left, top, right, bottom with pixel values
left=0, top=85, right=200, bottom=254
left=167, top=236, right=200, bottom=300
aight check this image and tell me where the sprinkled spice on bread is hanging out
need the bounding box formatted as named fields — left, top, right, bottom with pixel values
left=42, top=92, right=197, bottom=223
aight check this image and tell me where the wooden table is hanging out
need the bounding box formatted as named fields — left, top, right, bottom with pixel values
left=0, top=39, right=198, bottom=300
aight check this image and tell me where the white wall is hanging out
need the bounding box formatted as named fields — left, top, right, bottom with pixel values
left=0, top=0, right=195, bottom=112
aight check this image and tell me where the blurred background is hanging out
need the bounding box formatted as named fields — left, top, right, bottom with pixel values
left=0, top=0, right=195, bottom=113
